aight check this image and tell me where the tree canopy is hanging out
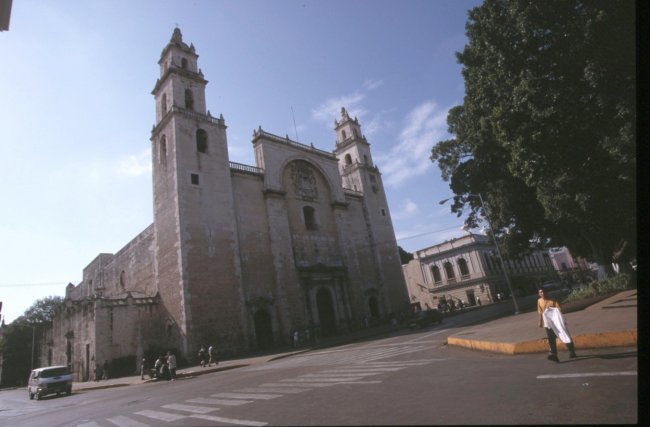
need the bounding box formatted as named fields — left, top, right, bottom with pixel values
left=431, top=0, right=635, bottom=265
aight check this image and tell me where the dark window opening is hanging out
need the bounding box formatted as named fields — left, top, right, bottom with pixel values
left=458, top=258, right=470, bottom=276
left=344, top=154, right=352, bottom=165
left=431, top=266, right=442, bottom=283
left=185, top=89, right=194, bottom=110
left=303, top=206, right=317, bottom=230
left=181, top=57, right=188, bottom=69
left=196, top=129, right=208, bottom=153
left=191, top=173, right=199, bottom=185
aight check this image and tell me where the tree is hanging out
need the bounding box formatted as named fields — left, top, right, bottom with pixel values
left=398, top=246, right=414, bottom=265
left=0, top=296, right=64, bottom=387
left=431, top=0, right=635, bottom=267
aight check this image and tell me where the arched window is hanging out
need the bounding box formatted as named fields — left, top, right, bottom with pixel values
left=303, top=206, right=317, bottom=230
left=344, top=154, right=352, bottom=165
left=342, top=130, right=347, bottom=140
left=181, top=57, right=188, bottom=69
left=444, top=262, right=455, bottom=280
left=431, top=266, right=442, bottom=283
left=161, top=93, right=167, bottom=114
left=159, top=135, right=167, bottom=163
left=119, top=271, right=126, bottom=290
left=185, top=89, right=194, bottom=110
left=458, top=258, right=470, bottom=276
left=196, top=129, right=208, bottom=153
left=364, top=155, right=368, bottom=164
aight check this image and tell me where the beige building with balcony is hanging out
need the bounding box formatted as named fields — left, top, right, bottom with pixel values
left=402, top=233, right=554, bottom=311
left=38, top=28, right=408, bottom=381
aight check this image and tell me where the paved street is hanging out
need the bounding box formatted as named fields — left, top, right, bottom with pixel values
left=1, top=322, right=637, bottom=425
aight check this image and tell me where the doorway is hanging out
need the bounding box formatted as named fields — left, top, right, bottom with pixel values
left=253, top=309, right=273, bottom=350
left=316, top=288, right=337, bottom=336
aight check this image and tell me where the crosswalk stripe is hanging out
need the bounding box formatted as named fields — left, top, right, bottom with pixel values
left=302, top=372, right=382, bottom=377
left=238, top=387, right=309, bottom=394
left=321, top=367, right=403, bottom=372
left=283, top=377, right=364, bottom=382
left=336, top=380, right=382, bottom=385
left=162, top=403, right=218, bottom=414
left=78, top=422, right=102, bottom=427
left=261, top=381, right=335, bottom=388
left=537, top=371, right=637, bottom=379
left=211, top=392, right=282, bottom=400
left=134, top=410, right=186, bottom=422
left=187, top=397, right=253, bottom=406
left=107, top=415, right=150, bottom=427
left=189, top=414, right=267, bottom=426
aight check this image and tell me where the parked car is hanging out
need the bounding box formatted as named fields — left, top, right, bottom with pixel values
left=408, top=309, right=444, bottom=329
left=27, top=365, right=72, bottom=400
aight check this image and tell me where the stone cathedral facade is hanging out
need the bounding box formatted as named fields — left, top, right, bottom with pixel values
left=38, top=29, right=408, bottom=381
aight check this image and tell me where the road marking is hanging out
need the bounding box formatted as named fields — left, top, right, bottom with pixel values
left=322, top=367, right=403, bottom=372
left=537, top=371, right=637, bottom=379
left=134, top=410, right=186, bottom=422
left=282, top=377, right=364, bottom=382
left=301, top=372, right=382, bottom=377
left=238, top=387, right=309, bottom=394
left=162, top=403, right=218, bottom=414
left=336, top=380, right=382, bottom=385
left=261, top=382, right=334, bottom=388
left=78, top=423, right=103, bottom=427
left=211, top=392, right=282, bottom=400
left=187, top=397, right=253, bottom=406
left=106, top=416, right=150, bottom=427
left=189, top=414, right=267, bottom=426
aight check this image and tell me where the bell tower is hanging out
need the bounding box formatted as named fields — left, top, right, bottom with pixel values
left=150, top=28, right=247, bottom=356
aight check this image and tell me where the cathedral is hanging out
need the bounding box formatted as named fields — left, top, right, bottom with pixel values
left=39, top=28, right=408, bottom=381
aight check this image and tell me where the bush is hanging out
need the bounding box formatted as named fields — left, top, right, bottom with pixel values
left=562, top=274, right=633, bottom=303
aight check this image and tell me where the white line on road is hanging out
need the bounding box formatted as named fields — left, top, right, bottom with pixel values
left=238, top=387, right=309, bottom=394
left=211, top=392, right=282, bottom=400
left=134, top=410, right=186, bottom=422
left=106, top=415, right=150, bottom=427
left=187, top=397, right=253, bottom=406
left=537, top=371, right=637, bottom=379
left=190, top=414, right=268, bottom=426
left=301, top=372, right=382, bottom=377
left=321, top=367, right=403, bottom=372
left=78, top=423, right=103, bottom=427
left=162, top=403, right=219, bottom=414
left=283, top=377, right=364, bottom=382
left=261, top=382, right=334, bottom=388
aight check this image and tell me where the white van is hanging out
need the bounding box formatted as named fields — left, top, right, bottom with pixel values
left=27, top=365, right=72, bottom=400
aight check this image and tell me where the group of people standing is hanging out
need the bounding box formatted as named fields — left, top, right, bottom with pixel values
left=140, top=351, right=177, bottom=381
left=197, top=344, right=218, bottom=367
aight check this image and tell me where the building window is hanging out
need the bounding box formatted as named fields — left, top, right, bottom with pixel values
left=364, top=155, right=368, bottom=164
left=345, top=154, right=352, bottom=165
left=458, top=258, right=470, bottom=277
left=191, top=173, right=199, bottom=185
left=119, top=271, right=126, bottom=290
left=185, top=88, right=194, bottom=110
left=161, top=93, right=167, bottom=114
left=431, top=266, right=442, bottom=283
left=196, top=129, right=208, bottom=153
left=342, top=130, right=347, bottom=140
left=181, top=57, right=188, bottom=69
left=381, top=209, right=386, bottom=216
left=159, top=135, right=167, bottom=164
left=303, top=206, right=317, bottom=230
left=444, top=262, right=455, bottom=280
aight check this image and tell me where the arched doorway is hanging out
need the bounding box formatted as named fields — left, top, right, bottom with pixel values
left=368, top=296, right=380, bottom=319
left=316, top=288, right=336, bottom=336
left=254, top=309, right=273, bottom=350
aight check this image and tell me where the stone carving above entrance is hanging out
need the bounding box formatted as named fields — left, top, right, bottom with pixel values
left=291, top=162, right=318, bottom=201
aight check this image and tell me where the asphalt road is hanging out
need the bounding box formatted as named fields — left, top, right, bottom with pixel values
left=0, top=319, right=637, bottom=426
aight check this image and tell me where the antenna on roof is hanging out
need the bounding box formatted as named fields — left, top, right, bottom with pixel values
left=291, top=106, right=299, bottom=142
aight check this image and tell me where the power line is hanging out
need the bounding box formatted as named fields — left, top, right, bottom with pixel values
left=396, top=224, right=464, bottom=242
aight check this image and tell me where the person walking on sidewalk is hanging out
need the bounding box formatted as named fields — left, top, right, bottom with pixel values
left=208, top=345, right=218, bottom=367
left=166, top=351, right=177, bottom=381
left=537, top=288, right=577, bottom=362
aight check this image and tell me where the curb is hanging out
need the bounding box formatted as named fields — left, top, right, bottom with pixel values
left=446, top=329, right=637, bottom=355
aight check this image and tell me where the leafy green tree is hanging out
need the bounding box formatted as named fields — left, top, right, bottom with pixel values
left=398, top=246, right=414, bottom=265
left=0, top=296, right=64, bottom=387
left=431, top=0, right=635, bottom=266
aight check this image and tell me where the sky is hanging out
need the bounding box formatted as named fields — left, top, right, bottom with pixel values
left=0, top=0, right=485, bottom=324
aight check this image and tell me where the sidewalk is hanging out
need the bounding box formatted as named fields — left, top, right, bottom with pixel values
left=446, top=289, right=637, bottom=354
left=72, top=290, right=637, bottom=392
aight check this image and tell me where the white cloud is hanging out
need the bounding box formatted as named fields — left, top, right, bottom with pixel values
left=392, top=199, right=419, bottom=220
left=363, top=79, right=383, bottom=90
left=117, top=149, right=152, bottom=177
left=375, top=101, right=450, bottom=187
left=311, top=91, right=367, bottom=123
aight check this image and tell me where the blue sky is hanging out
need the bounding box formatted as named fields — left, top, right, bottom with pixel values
left=0, top=0, right=484, bottom=324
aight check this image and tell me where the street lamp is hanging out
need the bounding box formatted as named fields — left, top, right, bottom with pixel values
left=439, top=193, right=520, bottom=314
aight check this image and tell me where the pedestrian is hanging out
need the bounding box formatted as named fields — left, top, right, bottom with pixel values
left=292, top=330, right=300, bottom=348
left=140, top=357, right=147, bottom=380
left=154, top=355, right=166, bottom=379
left=166, top=351, right=177, bottom=381
left=94, top=364, right=100, bottom=382
left=537, top=288, right=577, bottom=362
left=198, top=346, right=207, bottom=367
left=208, top=345, right=218, bottom=366
left=102, top=360, right=109, bottom=380
left=477, top=296, right=482, bottom=306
